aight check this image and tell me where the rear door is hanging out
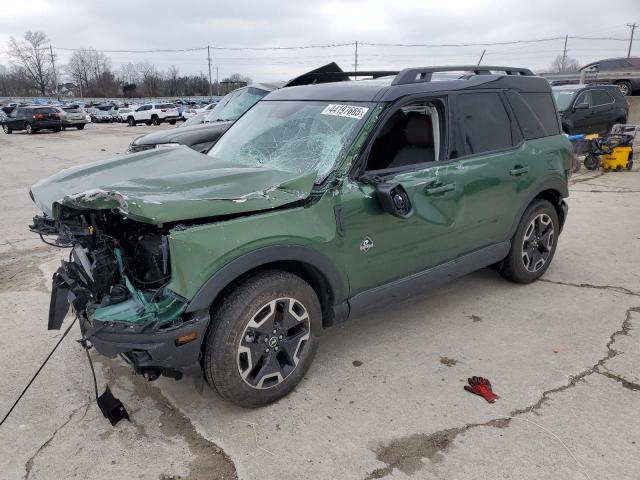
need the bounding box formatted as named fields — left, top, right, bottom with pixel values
left=449, top=91, right=525, bottom=252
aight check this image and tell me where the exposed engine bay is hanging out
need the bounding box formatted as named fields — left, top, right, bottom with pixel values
left=31, top=206, right=187, bottom=332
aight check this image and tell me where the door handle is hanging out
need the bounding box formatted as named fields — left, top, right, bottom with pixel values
left=509, top=165, right=529, bottom=176
left=425, top=183, right=455, bottom=195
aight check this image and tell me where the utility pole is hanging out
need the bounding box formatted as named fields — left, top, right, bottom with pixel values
left=49, top=45, right=59, bottom=100
left=216, top=66, right=219, bottom=96
left=207, top=45, right=213, bottom=101
left=561, top=35, right=568, bottom=72
left=354, top=41, right=358, bottom=78
left=627, top=23, right=638, bottom=57
left=477, top=49, right=486, bottom=65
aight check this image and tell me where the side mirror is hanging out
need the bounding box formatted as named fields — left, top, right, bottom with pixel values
left=574, top=102, right=589, bottom=110
left=375, top=183, right=413, bottom=218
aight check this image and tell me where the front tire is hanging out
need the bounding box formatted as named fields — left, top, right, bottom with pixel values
left=2, top=124, right=11, bottom=134
left=76, top=124, right=85, bottom=130
left=151, top=115, right=160, bottom=126
left=127, top=117, right=136, bottom=126
left=203, top=270, right=322, bottom=407
left=499, top=199, right=559, bottom=284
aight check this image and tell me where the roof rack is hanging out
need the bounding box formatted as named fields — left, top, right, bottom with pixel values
left=391, top=66, right=535, bottom=85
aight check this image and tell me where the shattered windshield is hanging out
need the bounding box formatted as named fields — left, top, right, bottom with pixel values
left=204, top=87, right=268, bottom=123
left=207, top=100, right=373, bottom=180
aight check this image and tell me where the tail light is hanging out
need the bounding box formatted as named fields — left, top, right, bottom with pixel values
left=161, top=109, right=167, bottom=112
left=33, top=113, right=45, bottom=120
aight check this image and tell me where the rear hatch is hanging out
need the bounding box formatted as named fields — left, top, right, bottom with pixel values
left=33, top=107, right=60, bottom=122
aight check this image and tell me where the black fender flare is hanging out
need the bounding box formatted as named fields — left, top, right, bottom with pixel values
left=506, top=176, right=569, bottom=239
left=185, top=245, right=346, bottom=313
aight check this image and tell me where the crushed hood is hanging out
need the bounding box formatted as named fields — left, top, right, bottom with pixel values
left=30, top=146, right=317, bottom=224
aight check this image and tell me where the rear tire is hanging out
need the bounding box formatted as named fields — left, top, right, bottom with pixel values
left=25, top=124, right=34, bottom=134
left=499, top=199, right=559, bottom=284
left=52, top=127, right=61, bottom=132
left=203, top=270, right=322, bottom=408
left=76, top=124, right=85, bottom=130
left=2, top=124, right=11, bottom=134
left=616, top=80, right=633, bottom=97
left=169, top=119, right=176, bottom=125
left=127, top=117, right=136, bottom=126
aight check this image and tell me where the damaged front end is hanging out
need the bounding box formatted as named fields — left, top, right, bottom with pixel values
left=32, top=206, right=208, bottom=380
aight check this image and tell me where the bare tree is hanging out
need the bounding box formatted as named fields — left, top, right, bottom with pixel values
left=137, top=62, right=161, bottom=97
left=167, top=65, right=180, bottom=97
left=7, top=31, right=53, bottom=95
left=549, top=54, right=581, bottom=73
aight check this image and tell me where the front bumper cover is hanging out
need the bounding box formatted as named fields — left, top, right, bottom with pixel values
left=80, top=310, right=210, bottom=369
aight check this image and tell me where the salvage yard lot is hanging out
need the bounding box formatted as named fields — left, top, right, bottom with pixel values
left=1, top=123, right=639, bottom=479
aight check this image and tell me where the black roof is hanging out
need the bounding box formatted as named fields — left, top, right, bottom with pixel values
left=266, top=65, right=551, bottom=102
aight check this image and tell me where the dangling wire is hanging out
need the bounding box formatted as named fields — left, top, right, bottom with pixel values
left=0, top=317, right=78, bottom=427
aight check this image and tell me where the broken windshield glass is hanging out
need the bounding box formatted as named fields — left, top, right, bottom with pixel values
left=207, top=100, right=374, bottom=180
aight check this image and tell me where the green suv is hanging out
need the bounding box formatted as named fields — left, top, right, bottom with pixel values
left=30, top=66, right=571, bottom=407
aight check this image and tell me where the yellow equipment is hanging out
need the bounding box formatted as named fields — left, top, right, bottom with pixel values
left=583, top=124, right=637, bottom=172
left=601, top=145, right=633, bottom=172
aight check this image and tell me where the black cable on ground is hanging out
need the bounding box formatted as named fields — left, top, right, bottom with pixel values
left=0, top=317, right=78, bottom=428
left=83, top=344, right=100, bottom=402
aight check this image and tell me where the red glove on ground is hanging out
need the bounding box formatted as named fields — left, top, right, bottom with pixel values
left=464, top=376, right=498, bottom=403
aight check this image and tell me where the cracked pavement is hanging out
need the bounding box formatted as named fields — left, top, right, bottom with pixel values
left=0, top=122, right=639, bottom=479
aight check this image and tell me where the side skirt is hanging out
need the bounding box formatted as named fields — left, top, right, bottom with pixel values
left=347, top=241, right=510, bottom=318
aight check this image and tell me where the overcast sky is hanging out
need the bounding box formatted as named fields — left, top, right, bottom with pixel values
left=1, top=0, right=638, bottom=82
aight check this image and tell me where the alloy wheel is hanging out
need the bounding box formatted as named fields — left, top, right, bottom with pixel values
left=237, top=297, right=311, bottom=389
left=521, top=213, right=554, bottom=272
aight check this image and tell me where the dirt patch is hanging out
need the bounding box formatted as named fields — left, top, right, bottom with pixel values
left=439, top=356, right=458, bottom=367
left=0, top=246, right=55, bottom=293
left=102, top=359, right=237, bottom=480
left=365, top=428, right=462, bottom=479
left=352, top=360, right=363, bottom=367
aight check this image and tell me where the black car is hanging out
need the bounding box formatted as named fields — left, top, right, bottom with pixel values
left=2, top=106, right=62, bottom=134
left=127, top=63, right=351, bottom=153
left=552, top=85, right=628, bottom=135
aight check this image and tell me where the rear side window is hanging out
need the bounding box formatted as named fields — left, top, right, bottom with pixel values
left=519, top=93, right=561, bottom=136
left=591, top=89, right=615, bottom=106
left=35, top=108, right=55, bottom=114
left=456, top=92, right=516, bottom=155
left=506, top=91, right=548, bottom=139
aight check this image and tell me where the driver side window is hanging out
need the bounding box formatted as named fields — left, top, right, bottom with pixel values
left=365, top=101, right=442, bottom=172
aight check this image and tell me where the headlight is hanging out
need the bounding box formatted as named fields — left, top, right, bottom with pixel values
left=155, top=143, right=181, bottom=149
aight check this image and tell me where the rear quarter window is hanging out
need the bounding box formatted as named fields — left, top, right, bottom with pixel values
left=591, top=89, right=615, bottom=106
left=519, top=92, right=561, bottom=136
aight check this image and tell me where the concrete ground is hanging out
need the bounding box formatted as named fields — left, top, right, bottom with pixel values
left=0, top=122, right=639, bottom=480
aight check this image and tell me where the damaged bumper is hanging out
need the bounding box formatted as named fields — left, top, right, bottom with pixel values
left=79, top=310, right=210, bottom=370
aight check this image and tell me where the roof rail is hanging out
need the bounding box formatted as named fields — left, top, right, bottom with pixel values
left=391, top=66, right=535, bottom=85
left=342, top=71, right=400, bottom=78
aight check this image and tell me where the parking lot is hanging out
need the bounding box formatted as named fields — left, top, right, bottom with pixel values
left=0, top=122, right=639, bottom=479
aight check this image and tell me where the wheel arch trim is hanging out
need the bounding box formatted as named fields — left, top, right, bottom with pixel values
left=185, top=245, right=346, bottom=315
left=507, top=178, right=568, bottom=239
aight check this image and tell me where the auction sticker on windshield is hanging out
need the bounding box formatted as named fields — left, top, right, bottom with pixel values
left=321, top=104, right=369, bottom=120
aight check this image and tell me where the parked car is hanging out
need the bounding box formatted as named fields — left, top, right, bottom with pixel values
left=544, top=57, right=640, bottom=96
left=30, top=65, right=572, bottom=408
left=125, top=103, right=180, bottom=126
left=2, top=106, right=62, bottom=134
left=552, top=84, right=628, bottom=135
left=91, top=109, right=115, bottom=123
left=116, top=108, right=134, bottom=122
left=56, top=107, right=87, bottom=130
left=127, top=63, right=351, bottom=153
left=179, top=111, right=209, bottom=127
left=180, top=107, right=199, bottom=120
